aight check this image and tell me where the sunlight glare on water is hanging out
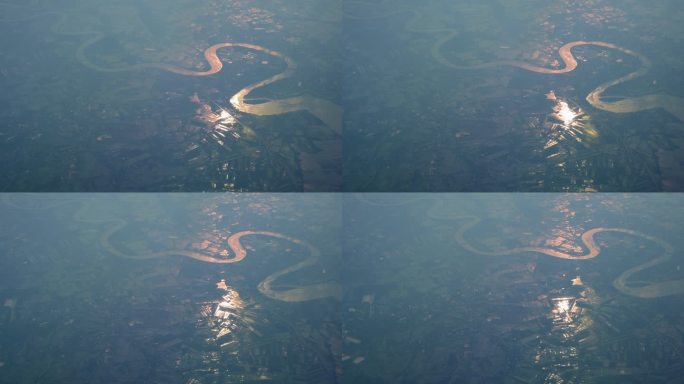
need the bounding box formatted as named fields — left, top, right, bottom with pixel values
left=555, top=101, right=578, bottom=126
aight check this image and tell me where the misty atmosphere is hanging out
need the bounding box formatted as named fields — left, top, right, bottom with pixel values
left=1, top=194, right=683, bottom=382
left=343, top=0, right=684, bottom=191
left=1, top=0, right=683, bottom=191
left=1, top=0, right=341, bottom=192
left=1, top=0, right=683, bottom=383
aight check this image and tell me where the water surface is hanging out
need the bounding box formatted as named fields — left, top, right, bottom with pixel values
left=343, top=0, right=684, bottom=191
left=0, top=193, right=341, bottom=382
left=0, top=0, right=341, bottom=191
left=1, top=193, right=683, bottom=382
left=342, top=193, right=684, bottom=382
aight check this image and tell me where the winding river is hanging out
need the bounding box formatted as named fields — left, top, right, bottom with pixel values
left=2, top=7, right=341, bottom=133
left=346, top=2, right=684, bottom=121
left=73, top=202, right=342, bottom=302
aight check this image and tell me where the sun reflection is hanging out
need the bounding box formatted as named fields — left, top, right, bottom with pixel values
left=551, top=296, right=575, bottom=323
left=197, top=104, right=242, bottom=145
left=543, top=280, right=599, bottom=348
left=202, top=279, right=261, bottom=352
left=534, top=281, right=599, bottom=381
left=543, top=94, right=597, bottom=151
left=192, top=94, right=256, bottom=147
left=544, top=196, right=586, bottom=256
left=555, top=101, right=578, bottom=126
